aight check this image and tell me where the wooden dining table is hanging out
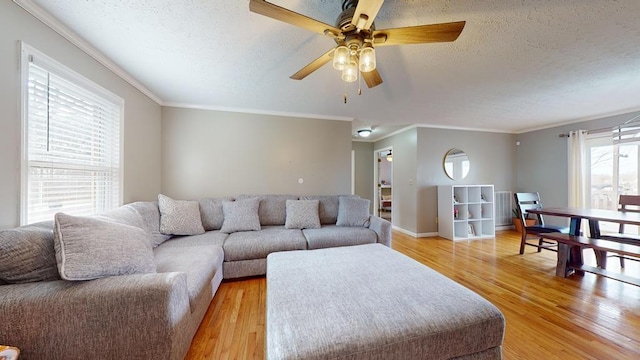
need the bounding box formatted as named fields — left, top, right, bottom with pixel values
left=528, top=207, right=640, bottom=285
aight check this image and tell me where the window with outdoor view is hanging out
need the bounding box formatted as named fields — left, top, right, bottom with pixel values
left=21, top=44, right=123, bottom=225
left=587, top=130, right=639, bottom=233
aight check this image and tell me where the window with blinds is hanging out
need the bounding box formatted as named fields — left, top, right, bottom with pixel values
left=22, top=44, right=123, bottom=225
left=613, top=123, right=640, bottom=145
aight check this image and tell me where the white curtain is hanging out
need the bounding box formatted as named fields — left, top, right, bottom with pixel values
left=568, top=130, right=588, bottom=208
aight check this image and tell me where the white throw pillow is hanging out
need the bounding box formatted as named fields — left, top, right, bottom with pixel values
left=220, top=198, right=261, bottom=233
left=158, top=194, right=205, bottom=235
left=54, top=213, right=157, bottom=281
left=285, top=200, right=321, bottom=229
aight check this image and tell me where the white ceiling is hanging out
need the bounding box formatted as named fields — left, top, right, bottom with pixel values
left=25, top=0, right=640, bottom=140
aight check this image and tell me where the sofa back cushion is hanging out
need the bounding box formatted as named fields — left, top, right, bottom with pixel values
left=127, top=201, right=172, bottom=247
left=0, top=221, right=60, bottom=284
left=236, top=194, right=298, bottom=226
left=300, top=195, right=359, bottom=225
left=199, top=197, right=234, bottom=231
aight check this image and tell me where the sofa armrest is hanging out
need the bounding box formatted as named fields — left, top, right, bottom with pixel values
left=369, top=215, right=392, bottom=247
left=0, top=272, right=191, bottom=360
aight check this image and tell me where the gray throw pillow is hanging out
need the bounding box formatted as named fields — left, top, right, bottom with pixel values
left=54, top=213, right=157, bottom=281
left=158, top=194, right=205, bottom=235
left=336, top=197, right=371, bottom=227
left=236, top=194, right=298, bottom=226
left=285, top=200, right=321, bottom=229
left=220, top=198, right=261, bottom=233
left=301, top=195, right=359, bottom=224
left=0, top=221, right=61, bottom=284
left=199, top=197, right=234, bottom=231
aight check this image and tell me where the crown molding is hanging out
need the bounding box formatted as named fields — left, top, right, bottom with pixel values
left=416, top=123, right=515, bottom=134
left=162, top=102, right=354, bottom=122
left=13, top=0, right=163, bottom=105
left=515, top=107, right=640, bottom=134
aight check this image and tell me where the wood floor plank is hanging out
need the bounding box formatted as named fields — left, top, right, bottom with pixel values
left=184, top=230, right=640, bottom=360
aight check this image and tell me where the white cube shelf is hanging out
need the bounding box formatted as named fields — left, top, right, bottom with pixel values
left=438, top=185, right=495, bottom=241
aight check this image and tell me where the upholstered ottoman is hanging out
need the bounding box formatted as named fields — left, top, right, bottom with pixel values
left=266, top=244, right=505, bottom=360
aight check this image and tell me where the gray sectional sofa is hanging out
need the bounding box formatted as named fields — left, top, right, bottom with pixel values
left=0, top=194, right=391, bottom=360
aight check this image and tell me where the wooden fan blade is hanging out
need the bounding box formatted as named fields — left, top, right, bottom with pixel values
left=290, top=48, right=335, bottom=80
left=362, top=68, right=383, bottom=88
left=372, top=21, right=465, bottom=46
left=250, top=0, right=340, bottom=36
left=351, top=0, right=384, bottom=31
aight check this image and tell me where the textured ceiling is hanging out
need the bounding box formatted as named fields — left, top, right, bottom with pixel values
left=27, top=0, right=640, bottom=140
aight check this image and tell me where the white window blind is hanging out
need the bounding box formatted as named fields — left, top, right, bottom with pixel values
left=613, top=124, right=640, bottom=145
left=22, top=46, right=122, bottom=225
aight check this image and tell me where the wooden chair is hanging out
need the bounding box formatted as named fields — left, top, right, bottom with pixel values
left=514, top=192, right=569, bottom=254
left=613, top=195, right=640, bottom=267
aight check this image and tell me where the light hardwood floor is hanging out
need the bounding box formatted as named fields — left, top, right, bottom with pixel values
left=185, top=230, right=640, bottom=360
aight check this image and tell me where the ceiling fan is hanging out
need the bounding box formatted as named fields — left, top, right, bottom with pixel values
left=249, top=0, right=465, bottom=89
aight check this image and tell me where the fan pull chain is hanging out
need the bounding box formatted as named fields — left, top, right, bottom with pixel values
left=344, top=80, right=348, bottom=104
left=358, top=71, right=362, bottom=95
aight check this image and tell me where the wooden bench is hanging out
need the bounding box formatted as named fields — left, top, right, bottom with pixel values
left=542, top=232, right=640, bottom=286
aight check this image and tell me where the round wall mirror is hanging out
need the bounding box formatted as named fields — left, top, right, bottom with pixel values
left=443, top=148, right=470, bottom=180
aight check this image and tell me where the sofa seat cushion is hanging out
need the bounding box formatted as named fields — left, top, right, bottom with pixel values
left=223, top=226, right=306, bottom=261
left=159, top=231, right=228, bottom=248
left=154, top=244, right=224, bottom=312
left=303, top=225, right=377, bottom=250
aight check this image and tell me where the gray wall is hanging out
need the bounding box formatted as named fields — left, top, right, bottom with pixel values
left=161, top=107, right=352, bottom=199
left=0, top=2, right=162, bottom=229
left=363, top=127, right=516, bottom=235
left=352, top=141, right=374, bottom=212
left=375, top=128, right=419, bottom=233
left=416, top=128, right=517, bottom=234
left=517, top=110, right=640, bottom=214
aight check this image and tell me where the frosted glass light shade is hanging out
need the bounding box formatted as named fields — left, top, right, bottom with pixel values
left=359, top=47, right=376, bottom=73
left=358, top=129, right=372, bottom=137
left=332, top=46, right=350, bottom=70
left=342, top=60, right=358, bottom=82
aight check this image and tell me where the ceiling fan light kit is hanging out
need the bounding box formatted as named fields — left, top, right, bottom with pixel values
left=332, top=46, right=350, bottom=70
left=249, top=0, right=465, bottom=100
left=359, top=45, right=376, bottom=73
left=358, top=129, right=372, bottom=137
left=342, top=60, right=359, bottom=82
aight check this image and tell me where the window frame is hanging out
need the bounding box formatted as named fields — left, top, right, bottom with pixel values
left=19, top=42, right=124, bottom=225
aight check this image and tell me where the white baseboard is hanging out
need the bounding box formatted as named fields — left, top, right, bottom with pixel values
left=392, top=226, right=439, bottom=238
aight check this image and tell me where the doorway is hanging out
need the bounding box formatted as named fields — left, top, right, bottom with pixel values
left=374, top=147, right=393, bottom=221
